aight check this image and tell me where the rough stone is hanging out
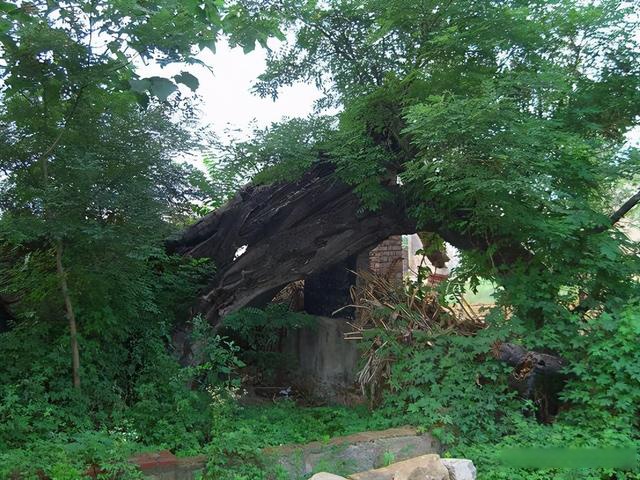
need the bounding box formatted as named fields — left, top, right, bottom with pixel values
left=441, top=459, right=476, bottom=480
left=310, top=474, right=349, bottom=480
left=266, top=427, right=440, bottom=478
left=281, top=316, right=362, bottom=405
left=408, top=466, right=448, bottom=480
left=348, top=454, right=449, bottom=480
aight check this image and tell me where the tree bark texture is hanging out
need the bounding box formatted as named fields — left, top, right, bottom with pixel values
left=168, top=160, right=542, bottom=323
left=167, top=162, right=416, bottom=323
left=55, top=239, right=81, bottom=390
left=493, top=342, right=567, bottom=423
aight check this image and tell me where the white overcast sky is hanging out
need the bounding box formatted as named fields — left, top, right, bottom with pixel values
left=138, top=38, right=639, bottom=173
left=138, top=39, right=323, bottom=170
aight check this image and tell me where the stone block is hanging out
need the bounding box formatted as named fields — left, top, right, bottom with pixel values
left=349, top=454, right=449, bottom=480
left=441, top=459, right=476, bottom=480
left=310, top=474, right=349, bottom=480
left=127, top=452, right=206, bottom=480
left=266, top=427, right=440, bottom=478
left=130, top=451, right=178, bottom=480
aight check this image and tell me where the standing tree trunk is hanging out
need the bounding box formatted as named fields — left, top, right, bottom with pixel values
left=55, top=239, right=81, bottom=390
left=39, top=86, right=86, bottom=390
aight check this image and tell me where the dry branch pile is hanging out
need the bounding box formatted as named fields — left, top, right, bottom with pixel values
left=343, top=270, right=486, bottom=403
left=344, top=271, right=566, bottom=418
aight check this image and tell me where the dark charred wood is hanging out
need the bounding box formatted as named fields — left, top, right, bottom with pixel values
left=494, top=342, right=565, bottom=375
left=0, top=295, right=15, bottom=333
left=493, top=342, right=567, bottom=423
left=168, top=162, right=416, bottom=323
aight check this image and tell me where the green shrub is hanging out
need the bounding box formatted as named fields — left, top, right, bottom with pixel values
left=374, top=299, right=640, bottom=479
left=223, top=304, right=314, bottom=379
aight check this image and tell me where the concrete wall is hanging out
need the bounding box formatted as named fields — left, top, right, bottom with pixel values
left=267, top=427, right=441, bottom=478
left=117, top=428, right=441, bottom=480
left=283, top=316, right=361, bottom=405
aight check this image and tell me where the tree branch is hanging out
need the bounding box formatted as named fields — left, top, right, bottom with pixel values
left=588, top=187, right=640, bottom=235
left=609, top=188, right=640, bottom=227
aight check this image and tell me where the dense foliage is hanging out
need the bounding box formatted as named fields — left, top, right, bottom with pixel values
left=1, top=0, right=639, bottom=479
left=209, top=0, right=640, bottom=477
left=0, top=0, right=288, bottom=477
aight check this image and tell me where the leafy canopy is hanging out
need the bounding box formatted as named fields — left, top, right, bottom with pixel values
left=209, top=5, right=640, bottom=476
left=233, top=0, right=640, bottom=318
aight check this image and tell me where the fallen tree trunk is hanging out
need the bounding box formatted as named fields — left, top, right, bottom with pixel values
left=493, top=342, right=565, bottom=376
left=167, top=162, right=416, bottom=323
left=168, top=159, right=536, bottom=324
left=493, top=342, right=567, bottom=423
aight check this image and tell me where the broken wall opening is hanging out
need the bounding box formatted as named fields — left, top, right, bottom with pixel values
left=277, top=234, right=411, bottom=404
left=301, top=235, right=407, bottom=318
left=300, top=233, right=458, bottom=319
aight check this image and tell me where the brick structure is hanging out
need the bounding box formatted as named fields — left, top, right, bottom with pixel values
left=128, top=451, right=206, bottom=479
left=303, top=235, right=406, bottom=318
left=368, top=235, right=404, bottom=282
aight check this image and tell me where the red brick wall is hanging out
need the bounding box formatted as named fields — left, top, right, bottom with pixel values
left=368, top=235, right=404, bottom=282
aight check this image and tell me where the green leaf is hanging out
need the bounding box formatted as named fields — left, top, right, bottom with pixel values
left=134, top=92, right=150, bottom=109
left=174, top=71, right=199, bottom=91
left=128, top=78, right=151, bottom=93
left=0, top=1, right=17, bottom=14
left=148, top=76, right=178, bottom=101
left=0, top=19, right=10, bottom=34
left=199, top=39, right=217, bottom=54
